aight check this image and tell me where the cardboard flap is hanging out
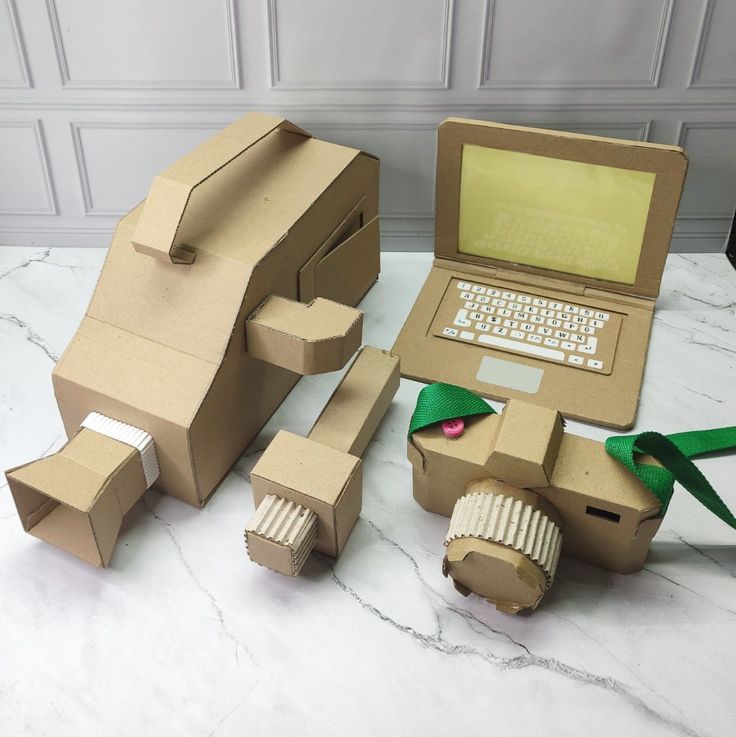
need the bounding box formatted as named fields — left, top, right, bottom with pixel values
left=132, top=112, right=310, bottom=264
left=245, top=295, right=363, bottom=375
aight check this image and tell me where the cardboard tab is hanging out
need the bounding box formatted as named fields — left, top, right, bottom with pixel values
left=308, top=346, right=400, bottom=456
left=246, top=296, right=363, bottom=375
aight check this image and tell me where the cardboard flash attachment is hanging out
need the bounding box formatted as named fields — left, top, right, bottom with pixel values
left=246, top=346, right=401, bottom=576
left=5, top=111, right=381, bottom=566
left=409, top=397, right=663, bottom=613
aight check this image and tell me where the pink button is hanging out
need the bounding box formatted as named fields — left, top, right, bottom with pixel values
left=441, top=418, right=465, bottom=438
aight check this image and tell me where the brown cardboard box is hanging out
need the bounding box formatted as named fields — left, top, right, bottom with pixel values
left=409, top=398, right=663, bottom=612
left=393, top=118, right=688, bottom=429
left=247, top=346, right=400, bottom=575
left=6, top=112, right=381, bottom=565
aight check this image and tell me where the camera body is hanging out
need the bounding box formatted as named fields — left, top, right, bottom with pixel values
left=408, top=399, right=663, bottom=613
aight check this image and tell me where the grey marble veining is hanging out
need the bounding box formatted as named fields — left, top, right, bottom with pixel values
left=0, top=248, right=735, bottom=737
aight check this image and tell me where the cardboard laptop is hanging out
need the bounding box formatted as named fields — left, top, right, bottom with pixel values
left=392, top=118, right=687, bottom=429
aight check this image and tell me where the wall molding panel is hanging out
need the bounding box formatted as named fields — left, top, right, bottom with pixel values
left=0, top=0, right=733, bottom=252
left=0, top=120, right=56, bottom=215
left=45, top=0, right=241, bottom=90
left=267, top=0, right=454, bottom=90
left=479, top=0, right=673, bottom=90
left=0, top=0, right=32, bottom=88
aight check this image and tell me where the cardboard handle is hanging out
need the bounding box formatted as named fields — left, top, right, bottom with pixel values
left=132, top=112, right=310, bottom=264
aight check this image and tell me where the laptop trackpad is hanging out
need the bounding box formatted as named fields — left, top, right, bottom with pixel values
left=476, top=356, right=543, bottom=394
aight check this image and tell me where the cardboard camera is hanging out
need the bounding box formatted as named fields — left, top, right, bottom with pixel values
left=6, top=112, right=380, bottom=567
left=408, top=399, right=663, bottom=613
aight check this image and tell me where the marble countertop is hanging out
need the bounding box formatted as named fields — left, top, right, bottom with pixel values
left=1, top=248, right=735, bottom=737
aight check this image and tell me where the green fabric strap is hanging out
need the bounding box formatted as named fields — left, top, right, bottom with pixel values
left=604, top=427, right=736, bottom=530
left=408, top=383, right=495, bottom=436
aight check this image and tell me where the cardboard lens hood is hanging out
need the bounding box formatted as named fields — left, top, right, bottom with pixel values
left=5, top=112, right=381, bottom=567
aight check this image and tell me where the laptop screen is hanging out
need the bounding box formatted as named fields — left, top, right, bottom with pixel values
left=458, top=143, right=656, bottom=285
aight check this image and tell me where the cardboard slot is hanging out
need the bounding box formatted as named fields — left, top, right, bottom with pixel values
left=585, top=505, right=621, bottom=523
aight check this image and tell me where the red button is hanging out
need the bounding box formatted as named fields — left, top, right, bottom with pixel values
left=441, top=418, right=465, bottom=438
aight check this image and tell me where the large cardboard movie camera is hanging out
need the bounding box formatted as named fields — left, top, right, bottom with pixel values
left=408, top=399, right=664, bottom=613
left=6, top=112, right=380, bottom=567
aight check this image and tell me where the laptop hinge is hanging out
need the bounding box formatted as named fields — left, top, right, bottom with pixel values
left=433, top=257, right=586, bottom=296
left=584, top=287, right=655, bottom=311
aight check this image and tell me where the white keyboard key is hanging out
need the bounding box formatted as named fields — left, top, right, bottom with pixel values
left=541, top=309, right=555, bottom=318
left=487, top=316, right=501, bottom=324
left=547, top=318, right=561, bottom=328
left=555, top=330, right=570, bottom=340
left=595, top=311, right=610, bottom=321
left=581, top=325, right=595, bottom=334
left=549, top=302, right=563, bottom=310
left=528, top=334, right=542, bottom=344
left=523, top=305, right=539, bottom=314
left=501, top=291, right=516, bottom=300
left=580, top=309, right=594, bottom=317
left=565, top=305, right=579, bottom=314
left=477, top=322, right=491, bottom=332
left=460, top=291, right=473, bottom=300
left=573, top=315, right=587, bottom=324
left=587, top=359, right=603, bottom=369
left=492, top=298, right=505, bottom=307
left=480, top=305, right=494, bottom=314
left=514, top=311, right=528, bottom=320
left=487, top=289, right=500, bottom=297
left=464, top=301, right=477, bottom=309
left=472, top=285, right=486, bottom=294
left=530, top=315, right=545, bottom=324
left=590, top=319, right=604, bottom=328
left=518, top=295, right=532, bottom=304
left=476, top=295, right=490, bottom=304
left=460, top=331, right=475, bottom=340
left=522, top=323, right=535, bottom=332
left=504, top=320, right=518, bottom=329
left=533, top=298, right=547, bottom=307
left=559, top=312, right=572, bottom=321
left=587, top=337, right=598, bottom=352
left=478, top=333, right=564, bottom=361
left=570, top=334, right=586, bottom=344
left=562, top=341, right=576, bottom=351
left=578, top=344, right=595, bottom=354
left=544, top=338, right=560, bottom=347
left=493, top=327, right=508, bottom=336
left=443, top=327, right=458, bottom=337
left=568, top=355, right=583, bottom=365
left=497, top=308, right=512, bottom=317
left=454, top=309, right=469, bottom=326
left=537, top=326, right=552, bottom=336
left=470, top=312, right=484, bottom=321
left=510, top=330, right=525, bottom=339
left=563, top=322, right=578, bottom=331
left=457, top=282, right=471, bottom=290
left=508, top=302, right=522, bottom=311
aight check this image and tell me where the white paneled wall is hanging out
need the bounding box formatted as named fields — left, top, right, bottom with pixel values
left=0, top=0, right=734, bottom=251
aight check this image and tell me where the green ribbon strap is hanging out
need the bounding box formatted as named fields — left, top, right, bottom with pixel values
left=604, top=427, right=736, bottom=530
left=408, top=383, right=495, bottom=436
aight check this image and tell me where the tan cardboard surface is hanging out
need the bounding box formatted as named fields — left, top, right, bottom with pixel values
left=392, top=117, right=687, bottom=429
left=409, top=399, right=662, bottom=573
left=246, top=296, right=363, bottom=375
left=486, top=400, right=563, bottom=487
left=48, top=112, right=380, bottom=511
left=7, top=428, right=147, bottom=566
left=308, top=346, right=400, bottom=456
left=251, top=431, right=362, bottom=557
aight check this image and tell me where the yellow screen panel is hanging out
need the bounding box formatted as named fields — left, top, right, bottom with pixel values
left=458, top=144, right=656, bottom=285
